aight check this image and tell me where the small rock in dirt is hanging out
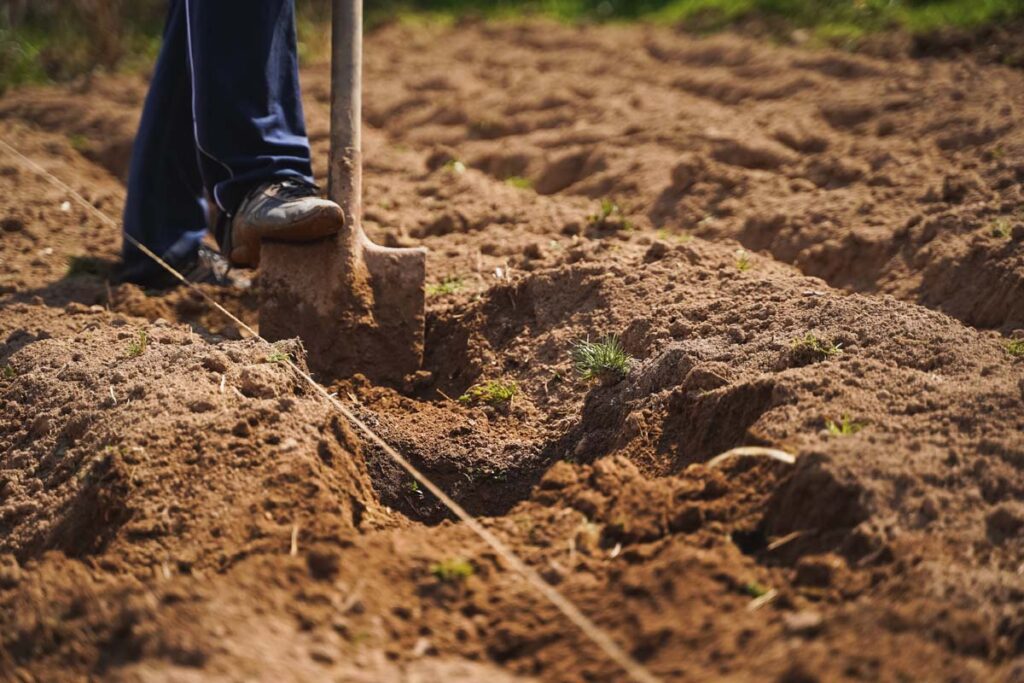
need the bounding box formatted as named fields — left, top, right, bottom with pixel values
left=1011, top=223, right=1024, bottom=241
left=985, top=502, right=1024, bottom=544
left=783, top=610, right=824, bottom=638
left=231, top=420, right=250, bottom=437
left=201, top=351, right=229, bottom=374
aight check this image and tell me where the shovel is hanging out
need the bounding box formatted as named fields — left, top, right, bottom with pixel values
left=259, top=0, right=427, bottom=385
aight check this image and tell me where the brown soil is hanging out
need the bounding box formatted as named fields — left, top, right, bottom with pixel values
left=2, top=20, right=1023, bottom=683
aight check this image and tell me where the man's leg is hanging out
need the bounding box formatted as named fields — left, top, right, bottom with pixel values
left=182, top=0, right=315, bottom=230
left=120, top=0, right=208, bottom=287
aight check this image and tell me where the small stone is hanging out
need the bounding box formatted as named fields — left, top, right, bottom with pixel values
left=783, top=611, right=824, bottom=638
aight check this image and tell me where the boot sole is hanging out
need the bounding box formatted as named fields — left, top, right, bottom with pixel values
left=230, top=206, right=344, bottom=268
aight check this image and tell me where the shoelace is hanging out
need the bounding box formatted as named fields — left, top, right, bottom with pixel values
left=263, top=178, right=321, bottom=201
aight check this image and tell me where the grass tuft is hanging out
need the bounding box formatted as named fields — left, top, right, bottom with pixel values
left=443, top=159, right=467, bottom=175
left=427, top=276, right=464, bottom=298
left=505, top=175, right=533, bottom=190
left=459, top=379, right=518, bottom=407
left=791, top=333, right=842, bottom=361
left=126, top=329, right=148, bottom=358
left=572, top=335, right=633, bottom=383
left=1006, top=339, right=1024, bottom=357
left=742, top=581, right=771, bottom=598
left=430, top=557, right=474, bottom=582
left=657, top=228, right=693, bottom=244
left=2, top=364, right=15, bottom=380
left=588, top=198, right=634, bottom=231
left=990, top=218, right=1012, bottom=239
left=735, top=248, right=752, bottom=271
left=825, top=415, right=865, bottom=436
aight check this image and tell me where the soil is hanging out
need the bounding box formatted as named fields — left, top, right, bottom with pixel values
left=2, top=20, right=1024, bottom=683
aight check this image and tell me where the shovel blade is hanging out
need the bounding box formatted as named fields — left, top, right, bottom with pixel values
left=259, top=236, right=426, bottom=385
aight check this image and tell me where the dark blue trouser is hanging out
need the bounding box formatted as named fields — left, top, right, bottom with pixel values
left=120, top=0, right=315, bottom=284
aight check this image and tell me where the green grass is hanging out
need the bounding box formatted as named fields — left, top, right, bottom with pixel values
left=825, top=415, right=865, bottom=436
left=791, top=333, right=842, bottom=360
left=656, top=228, right=693, bottom=244
left=426, top=276, right=464, bottom=298
left=588, top=198, right=634, bottom=231
left=505, top=175, right=533, bottom=190
left=4, top=1, right=1021, bottom=93
left=266, top=351, right=290, bottom=364
left=589, top=198, right=620, bottom=224
left=741, top=581, right=771, bottom=598
left=430, top=557, right=475, bottom=582
left=1, top=364, right=15, bottom=380
left=459, top=379, right=518, bottom=407
left=126, top=329, right=148, bottom=358
left=572, top=335, right=633, bottom=382
left=734, top=248, right=752, bottom=272
left=443, top=159, right=468, bottom=175
left=1006, top=339, right=1024, bottom=358
left=990, top=218, right=1012, bottom=239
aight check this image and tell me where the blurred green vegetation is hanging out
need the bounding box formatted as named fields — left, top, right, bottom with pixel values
left=1, top=0, right=1022, bottom=93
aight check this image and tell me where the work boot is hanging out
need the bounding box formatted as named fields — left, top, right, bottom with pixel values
left=227, top=179, right=344, bottom=267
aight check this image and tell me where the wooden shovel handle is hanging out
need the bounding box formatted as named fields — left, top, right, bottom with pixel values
left=329, top=0, right=362, bottom=228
